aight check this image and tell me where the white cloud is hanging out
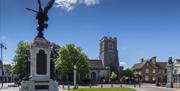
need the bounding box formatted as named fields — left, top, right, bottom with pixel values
left=55, top=0, right=78, bottom=11
left=55, top=0, right=100, bottom=11
left=120, top=61, right=126, bottom=65
left=81, top=0, right=100, bottom=6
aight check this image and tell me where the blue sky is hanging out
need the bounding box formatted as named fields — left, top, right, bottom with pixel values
left=0, top=0, right=180, bottom=68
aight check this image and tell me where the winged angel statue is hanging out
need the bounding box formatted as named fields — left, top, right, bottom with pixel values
left=26, top=0, right=55, bottom=37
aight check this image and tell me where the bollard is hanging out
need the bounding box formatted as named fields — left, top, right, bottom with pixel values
left=68, top=84, right=70, bottom=90
left=62, top=84, right=64, bottom=89
left=134, top=83, right=136, bottom=88
left=111, top=84, right=113, bottom=88
left=90, top=84, right=92, bottom=88
left=120, top=84, right=122, bottom=88
left=73, top=85, right=76, bottom=89
left=101, top=84, right=103, bottom=88
left=76, top=84, right=79, bottom=89
left=139, top=83, right=141, bottom=88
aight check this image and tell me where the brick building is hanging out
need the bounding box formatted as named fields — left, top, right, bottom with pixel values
left=132, top=57, right=167, bottom=83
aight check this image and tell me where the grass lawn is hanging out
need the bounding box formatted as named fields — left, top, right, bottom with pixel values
left=71, top=88, right=136, bottom=91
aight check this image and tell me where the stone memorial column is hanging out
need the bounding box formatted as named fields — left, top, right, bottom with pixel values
left=19, top=0, right=58, bottom=91
left=28, top=37, right=58, bottom=91
left=166, top=57, right=173, bottom=88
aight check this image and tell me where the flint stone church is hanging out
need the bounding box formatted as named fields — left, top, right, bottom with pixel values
left=88, top=36, right=120, bottom=82
left=57, top=36, right=121, bottom=82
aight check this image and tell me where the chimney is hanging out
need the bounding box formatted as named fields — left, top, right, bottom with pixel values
left=141, top=58, right=144, bottom=63
left=151, top=56, right=156, bottom=64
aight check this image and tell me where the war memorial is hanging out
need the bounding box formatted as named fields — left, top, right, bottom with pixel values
left=19, top=0, right=58, bottom=91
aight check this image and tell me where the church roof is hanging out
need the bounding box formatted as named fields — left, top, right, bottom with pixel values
left=88, top=59, right=104, bottom=68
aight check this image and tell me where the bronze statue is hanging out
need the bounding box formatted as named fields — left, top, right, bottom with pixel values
left=26, top=0, right=55, bottom=37
left=168, top=57, right=173, bottom=64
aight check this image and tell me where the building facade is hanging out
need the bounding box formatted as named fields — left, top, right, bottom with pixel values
left=88, top=36, right=120, bottom=82
left=0, top=62, right=14, bottom=83
left=166, top=58, right=180, bottom=88
left=132, top=57, right=167, bottom=83
left=173, top=59, right=180, bottom=83
left=88, top=59, right=110, bottom=82
left=99, top=36, right=120, bottom=78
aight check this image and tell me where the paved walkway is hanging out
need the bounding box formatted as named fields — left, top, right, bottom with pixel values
left=0, top=83, right=179, bottom=91
left=0, top=83, right=68, bottom=91
left=60, top=84, right=180, bottom=91
left=0, top=87, right=68, bottom=91
left=123, top=84, right=180, bottom=91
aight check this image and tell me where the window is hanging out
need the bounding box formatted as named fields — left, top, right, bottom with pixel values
left=153, top=69, right=156, bottom=73
left=145, top=69, right=149, bottom=74
left=174, top=69, right=177, bottom=74
left=162, top=70, right=165, bottom=74
left=98, top=70, right=100, bottom=73
left=108, top=43, right=113, bottom=50
left=174, top=78, right=177, bottom=83
left=145, top=76, right=149, bottom=81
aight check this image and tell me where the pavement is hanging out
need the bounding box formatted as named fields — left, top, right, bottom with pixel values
left=0, top=83, right=179, bottom=91
left=0, top=83, right=68, bottom=91
left=123, top=83, right=180, bottom=91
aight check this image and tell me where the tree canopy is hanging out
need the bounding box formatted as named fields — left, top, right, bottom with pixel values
left=55, top=44, right=89, bottom=75
left=11, top=41, right=31, bottom=76
left=122, top=68, right=134, bottom=77
left=111, top=72, right=117, bottom=80
left=120, top=68, right=134, bottom=82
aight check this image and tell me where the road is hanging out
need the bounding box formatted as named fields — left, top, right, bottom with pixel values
left=124, top=84, right=179, bottom=91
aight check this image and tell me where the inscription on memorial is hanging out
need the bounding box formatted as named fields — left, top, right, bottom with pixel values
left=36, top=50, right=47, bottom=75
left=35, top=85, right=49, bottom=90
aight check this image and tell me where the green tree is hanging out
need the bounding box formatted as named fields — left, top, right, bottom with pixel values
left=111, top=72, right=117, bottom=80
left=11, top=41, right=31, bottom=77
left=120, top=68, right=134, bottom=82
left=122, top=68, right=134, bottom=77
left=55, top=44, right=89, bottom=81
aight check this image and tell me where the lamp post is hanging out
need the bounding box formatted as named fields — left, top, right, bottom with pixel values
left=0, top=42, right=7, bottom=88
left=74, top=65, right=77, bottom=89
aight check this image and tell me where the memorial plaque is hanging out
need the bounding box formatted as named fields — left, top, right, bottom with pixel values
left=36, top=50, right=47, bottom=75
left=35, top=85, right=49, bottom=90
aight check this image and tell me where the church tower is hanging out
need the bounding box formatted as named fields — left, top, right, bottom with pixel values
left=99, top=36, right=120, bottom=77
